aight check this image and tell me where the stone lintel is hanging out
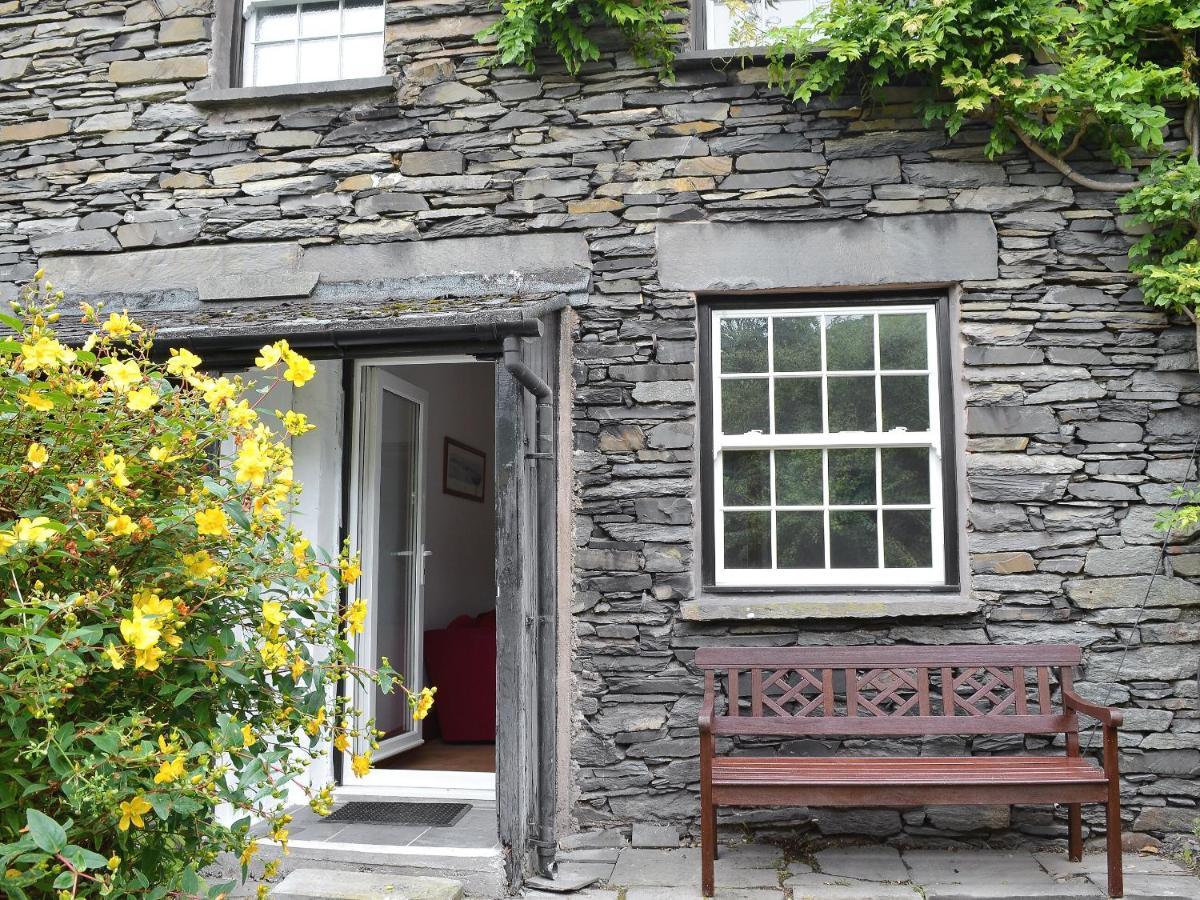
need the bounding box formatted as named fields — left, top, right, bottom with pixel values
left=39, top=233, right=592, bottom=302
left=681, top=594, right=983, bottom=621
left=657, top=213, right=999, bottom=291
left=186, top=75, right=396, bottom=106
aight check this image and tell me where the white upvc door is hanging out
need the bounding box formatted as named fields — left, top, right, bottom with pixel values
left=349, top=367, right=429, bottom=764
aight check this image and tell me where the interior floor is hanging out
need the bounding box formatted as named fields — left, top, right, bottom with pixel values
left=376, top=739, right=496, bottom=773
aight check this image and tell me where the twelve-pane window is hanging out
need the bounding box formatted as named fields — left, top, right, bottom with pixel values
left=711, top=304, right=946, bottom=587
left=242, top=0, right=385, bottom=88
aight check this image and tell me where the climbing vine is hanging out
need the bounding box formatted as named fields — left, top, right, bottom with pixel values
left=480, top=0, right=1200, bottom=319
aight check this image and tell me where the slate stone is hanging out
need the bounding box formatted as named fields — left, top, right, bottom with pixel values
left=967, top=406, right=1058, bottom=435
left=824, top=155, right=901, bottom=186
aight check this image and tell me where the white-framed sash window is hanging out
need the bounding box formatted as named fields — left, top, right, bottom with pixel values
left=702, top=0, right=824, bottom=50
left=242, top=0, right=385, bottom=88
left=710, top=303, right=948, bottom=588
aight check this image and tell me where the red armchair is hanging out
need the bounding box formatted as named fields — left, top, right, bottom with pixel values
left=422, top=611, right=496, bottom=742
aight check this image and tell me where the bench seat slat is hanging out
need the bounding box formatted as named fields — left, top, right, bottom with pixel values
left=711, top=756, right=1106, bottom=786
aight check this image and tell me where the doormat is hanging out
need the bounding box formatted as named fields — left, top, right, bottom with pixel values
left=324, top=801, right=471, bottom=828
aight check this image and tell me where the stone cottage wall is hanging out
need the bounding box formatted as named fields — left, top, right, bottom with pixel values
left=0, top=0, right=1196, bottom=848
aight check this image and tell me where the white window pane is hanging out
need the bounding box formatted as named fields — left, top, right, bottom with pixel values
left=343, top=0, right=384, bottom=34
left=253, top=42, right=297, bottom=86
left=706, top=0, right=824, bottom=49
left=340, top=34, right=383, bottom=79
left=256, top=5, right=298, bottom=41
left=299, top=37, right=340, bottom=81
left=301, top=1, right=340, bottom=37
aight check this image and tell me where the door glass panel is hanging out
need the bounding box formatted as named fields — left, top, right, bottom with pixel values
left=373, top=388, right=420, bottom=741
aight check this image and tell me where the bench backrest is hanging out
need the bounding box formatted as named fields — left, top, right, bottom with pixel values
left=695, top=644, right=1082, bottom=738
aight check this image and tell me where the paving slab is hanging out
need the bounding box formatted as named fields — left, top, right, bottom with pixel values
left=1036, top=852, right=1194, bottom=879
left=922, top=884, right=1102, bottom=900
left=1085, top=873, right=1200, bottom=899
left=623, top=888, right=783, bottom=900
left=632, top=824, right=680, bottom=848
left=271, top=869, right=463, bottom=900
left=815, top=845, right=908, bottom=882
left=903, top=849, right=1052, bottom=884
left=609, top=848, right=701, bottom=888
left=786, top=876, right=922, bottom=900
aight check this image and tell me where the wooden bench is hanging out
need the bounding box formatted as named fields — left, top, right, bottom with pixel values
left=696, top=645, right=1124, bottom=898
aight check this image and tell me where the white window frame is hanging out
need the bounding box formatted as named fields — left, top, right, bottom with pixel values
left=241, top=0, right=384, bottom=88
left=710, top=303, right=946, bottom=589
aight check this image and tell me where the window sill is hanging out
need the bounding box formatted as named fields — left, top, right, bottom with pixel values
left=681, top=593, right=981, bottom=622
left=187, top=75, right=395, bottom=106
left=674, top=44, right=825, bottom=69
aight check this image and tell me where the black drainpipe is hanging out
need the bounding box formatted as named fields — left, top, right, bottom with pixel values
left=502, top=332, right=558, bottom=880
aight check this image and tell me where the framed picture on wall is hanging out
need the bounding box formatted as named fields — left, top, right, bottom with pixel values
left=443, top=437, right=487, bottom=502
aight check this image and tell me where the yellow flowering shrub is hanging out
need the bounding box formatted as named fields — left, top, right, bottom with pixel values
left=0, top=276, right=431, bottom=898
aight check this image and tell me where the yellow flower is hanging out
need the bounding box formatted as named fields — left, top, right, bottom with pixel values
left=333, top=733, right=349, bottom=753
left=102, top=311, right=142, bottom=338
left=282, top=351, right=316, bottom=388
left=102, top=451, right=131, bottom=489
left=305, top=706, right=326, bottom=737
left=234, top=437, right=270, bottom=487
left=255, top=342, right=285, bottom=369
left=11, top=517, right=56, bottom=544
left=200, top=376, right=237, bottom=408
left=117, top=795, right=152, bottom=831
left=20, top=336, right=75, bottom=372
left=339, top=559, right=362, bottom=585
left=351, top=753, right=371, bottom=778
left=413, top=686, right=437, bottom=722
left=132, top=589, right=172, bottom=618
left=262, top=599, right=286, bottom=626
left=241, top=723, right=255, bottom=747
left=104, top=643, right=125, bottom=669
left=107, top=854, right=120, bottom=871
left=126, top=386, right=158, bottom=412
left=166, top=347, right=202, bottom=377
left=120, top=612, right=161, bottom=651
left=149, top=445, right=180, bottom=463
left=26, top=442, right=48, bottom=469
left=182, top=549, right=221, bottom=580
left=18, top=390, right=53, bottom=411
left=259, top=640, right=287, bottom=669
left=290, top=655, right=308, bottom=680
left=135, top=644, right=165, bottom=671
left=292, top=538, right=310, bottom=566
left=279, top=410, right=315, bottom=436
left=101, top=359, right=142, bottom=392
left=153, top=753, right=186, bottom=784
left=195, top=506, right=230, bottom=537
left=227, top=400, right=258, bottom=429
left=345, top=598, right=367, bottom=636
left=107, top=514, right=137, bottom=537
left=240, top=839, right=258, bottom=866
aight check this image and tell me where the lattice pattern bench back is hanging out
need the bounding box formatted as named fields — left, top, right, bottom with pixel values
left=695, top=645, right=1083, bottom=737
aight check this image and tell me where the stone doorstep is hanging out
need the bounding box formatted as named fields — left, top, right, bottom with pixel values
left=270, top=869, right=463, bottom=900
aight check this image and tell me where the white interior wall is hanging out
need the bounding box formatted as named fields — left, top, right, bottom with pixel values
left=386, top=362, right=497, bottom=632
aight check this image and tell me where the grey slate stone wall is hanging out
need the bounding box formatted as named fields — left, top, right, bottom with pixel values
left=0, top=0, right=1197, bottom=849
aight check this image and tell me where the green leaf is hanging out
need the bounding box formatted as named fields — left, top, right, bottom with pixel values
left=61, top=844, right=109, bottom=870
left=25, top=809, right=67, bottom=854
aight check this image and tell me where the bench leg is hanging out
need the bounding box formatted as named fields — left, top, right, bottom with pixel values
left=701, top=798, right=715, bottom=897
left=1067, top=803, right=1083, bottom=862
left=1105, top=796, right=1123, bottom=898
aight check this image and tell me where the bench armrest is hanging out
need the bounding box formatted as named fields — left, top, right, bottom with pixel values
left=699, top=673, right=715, bottom=735
left=1062, top=687, right=1124, bottom=727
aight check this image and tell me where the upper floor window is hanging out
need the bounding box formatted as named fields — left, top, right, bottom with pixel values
left=703, top=299, right=957, bottom=590
left=698, top=0, right=823, bottom=51
left=242, top=0, right=384, bottom=87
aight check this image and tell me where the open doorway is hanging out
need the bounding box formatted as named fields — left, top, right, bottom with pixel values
left=346, top=358, right=497, bottom=797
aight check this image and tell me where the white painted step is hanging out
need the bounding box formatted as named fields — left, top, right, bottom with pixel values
left=271, top=869, right=464, bottom=900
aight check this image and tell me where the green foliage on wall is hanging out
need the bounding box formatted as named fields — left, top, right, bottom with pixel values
left=480, top=0, right=1200, bottom=320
